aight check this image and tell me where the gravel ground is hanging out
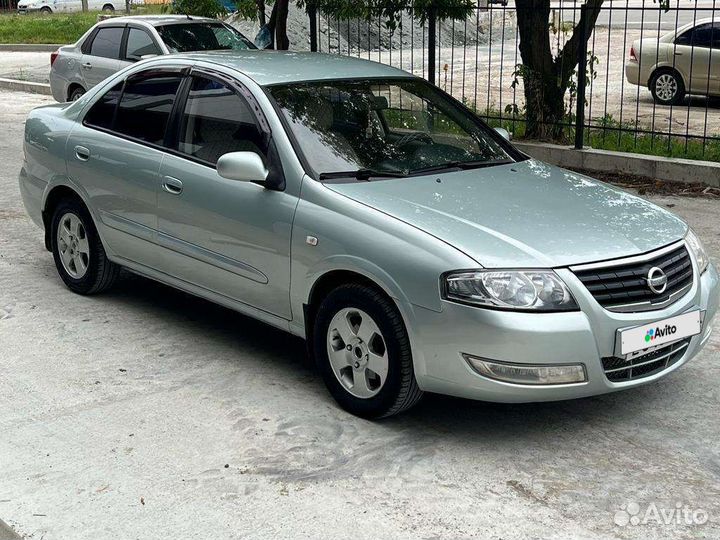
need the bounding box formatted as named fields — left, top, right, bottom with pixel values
left=1, top=90, right=719, bottom=540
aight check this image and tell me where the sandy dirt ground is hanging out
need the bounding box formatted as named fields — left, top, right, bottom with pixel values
left=1, top=90, right=719, bottom=540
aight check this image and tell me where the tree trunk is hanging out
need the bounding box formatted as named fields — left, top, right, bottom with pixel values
left=256, top=0, right=266, bottom=26
left=81, top=0, right=88, bottom=12
left=274, top=0, right=290, bottom=50
left=267, top=1, right=278, bottom=49
left=515, top=0, right=604, bottom=141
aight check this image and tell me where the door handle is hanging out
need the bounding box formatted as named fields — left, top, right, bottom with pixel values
left=82, top=62, right=92, bottom=69
left=162, top=176, right=183, bottom=195
left=674, top=51, right=684, bottom=56
left=74, top=145, right=90, bottom=161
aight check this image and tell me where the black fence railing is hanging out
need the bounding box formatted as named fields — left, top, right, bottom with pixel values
left=0, top=0, right=18, bottom=12
left=309, top=2, right=720, bottom=161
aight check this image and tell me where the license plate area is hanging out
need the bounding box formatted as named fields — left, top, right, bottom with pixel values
left=616, top=310, right=702, bottom=356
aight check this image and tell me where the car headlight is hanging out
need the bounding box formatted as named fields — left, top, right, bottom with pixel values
left=443, top=270, right=579, bottom=311
left=686, top=228, right=709, bottom=275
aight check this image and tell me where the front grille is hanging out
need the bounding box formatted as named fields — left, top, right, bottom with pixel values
left=602, top=338, right=690, bottom=382
left=572, top=244, right=693, bottom=312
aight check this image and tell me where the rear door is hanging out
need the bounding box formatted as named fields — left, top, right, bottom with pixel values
left=81, top=26, right=125, bottom=89
left=673, top=22, right=717, bottom=94
left=68, top=68, right=186, bottom=267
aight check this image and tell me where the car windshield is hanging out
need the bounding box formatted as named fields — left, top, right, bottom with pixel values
left=157, top=23, right=256, bottom=53
left=268, top=78, right=514, bottom=178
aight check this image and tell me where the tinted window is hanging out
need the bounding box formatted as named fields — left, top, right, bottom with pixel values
left=89, top=27, right=124, bottom=59
left=125, top=28, right=160, bottom=60
left=178, top=76, right=264, bottom=165
left=114, top=74, right=182, bottom=145
left=156, top=23, right=255, bottom=53
left=84, top=81, right=123, bottom=129
left=676, top=23, right=714, bottom=48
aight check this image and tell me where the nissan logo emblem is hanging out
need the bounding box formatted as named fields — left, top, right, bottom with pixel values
left=646, top=266, right=668, bottom=294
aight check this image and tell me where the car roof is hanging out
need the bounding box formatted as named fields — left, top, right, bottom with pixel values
left=163, top=50, right=415, bottom=86
left=98, top=15, right=219, bottom=27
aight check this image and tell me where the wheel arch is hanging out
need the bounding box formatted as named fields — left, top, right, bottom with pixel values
left=67, top=82, right=85, bottom=101
left=42, top=184, right=86, bottom=251
left=304, top=269, right=401, bottom=344
left=648, top=65, right=687, bottom=90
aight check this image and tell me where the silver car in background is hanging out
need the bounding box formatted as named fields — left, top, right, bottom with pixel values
left=49, top=15, right=255, bottom=102
left=626, top=18, right=720, bottom=105
left=21, top=52, right=719, bottom=418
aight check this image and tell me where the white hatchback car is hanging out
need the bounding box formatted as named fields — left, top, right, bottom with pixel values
left=626, top=18, right=720, bottom=105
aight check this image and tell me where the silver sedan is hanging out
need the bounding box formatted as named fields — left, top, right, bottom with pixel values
left=626, top=18, right=720, bottom=104
left=21, top=52, right=719, bottom=417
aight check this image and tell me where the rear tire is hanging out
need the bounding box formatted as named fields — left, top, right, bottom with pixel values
left=313, top=283, right=423, bottom=418
left=69, top=86, right=85, bottom=101
left=50, top=198, right=120, bottom=295
left=650, top=69, right=685, bottom=105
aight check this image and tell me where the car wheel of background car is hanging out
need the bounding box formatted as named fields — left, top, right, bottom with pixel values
left=69, top=86, right=86, bottom=101
left=51, top=198, right=120, bottom=295
left=650, top=69, right=685, bottom=105
left=313, top=283, right=423, bottom=418
left=102, top=4, right=114, bottom=12
left=39, top=6, right=51, bottom=13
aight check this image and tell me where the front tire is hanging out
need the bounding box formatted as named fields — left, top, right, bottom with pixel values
left=650, top=69, right=685, bottom=105
left=50, top=199, right=120, bottom=295
left=313, top=283, right=423, bottom=418
left=102, top=3, right=114, bottom=12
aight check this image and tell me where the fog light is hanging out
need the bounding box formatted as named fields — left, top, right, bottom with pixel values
left=462, top=354, right=587, bottom=385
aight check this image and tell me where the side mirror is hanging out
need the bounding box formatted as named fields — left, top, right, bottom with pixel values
left=494, top=127, right=511, bottom=141
left=217, top=151, right=268, bottom=183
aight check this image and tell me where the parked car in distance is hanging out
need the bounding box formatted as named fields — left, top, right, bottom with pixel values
left=17, top=0, right=118, bottom=14
left=626, top=18, right=720, bottom=105
left=49, top=15, right=256, bottom=102
left=21, top=52, right=718, bottom=418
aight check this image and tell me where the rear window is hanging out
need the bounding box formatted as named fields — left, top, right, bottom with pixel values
left=156, top=23, right=255, bottom=53
left=89, top=27, right=124, bottom=59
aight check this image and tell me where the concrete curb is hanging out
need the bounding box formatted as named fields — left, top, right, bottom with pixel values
left=0, top=77, right=52, bottom=95
left=0, top=43, right=61, bottom=52
left=514, top=141, right=720, bottom=188
left=0, top=519, right=21, bottom=540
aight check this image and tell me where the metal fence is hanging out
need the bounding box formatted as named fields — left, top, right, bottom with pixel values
left=309, top=2, right=720, bottom=161
left=0, top=0, right=18, bottom=12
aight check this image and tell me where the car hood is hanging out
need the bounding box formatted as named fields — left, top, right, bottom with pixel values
left=325, top=160, right=688, bottom=268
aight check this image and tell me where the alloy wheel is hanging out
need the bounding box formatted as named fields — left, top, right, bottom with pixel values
left=655, top=74, right=677, bottom=102
left=56, top=212, right=90, bottom=279
left=326, top=307, right=389, bottom=399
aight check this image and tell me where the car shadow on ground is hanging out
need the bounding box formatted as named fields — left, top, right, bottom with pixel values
left=101, top=269, right=660, bottom=438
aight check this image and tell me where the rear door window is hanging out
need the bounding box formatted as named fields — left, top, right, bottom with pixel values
left=88, top=27, right=124, bottom=59
left=84, top=81, right=123, bottom=130
left=113, top=74, right=183, bottom=145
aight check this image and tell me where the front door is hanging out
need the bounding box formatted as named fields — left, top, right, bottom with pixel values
left=155, top=73, right=297, bottom=319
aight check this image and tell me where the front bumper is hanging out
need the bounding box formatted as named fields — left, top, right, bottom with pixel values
left=410, top=261, right=719, bottom=403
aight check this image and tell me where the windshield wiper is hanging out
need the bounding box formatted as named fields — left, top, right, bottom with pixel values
left=409, top=159, right=513, bottom=176
left=319, top=169, right=408, bottom=181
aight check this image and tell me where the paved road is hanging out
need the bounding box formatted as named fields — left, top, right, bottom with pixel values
left=1, top=90, right=719, bottom=540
